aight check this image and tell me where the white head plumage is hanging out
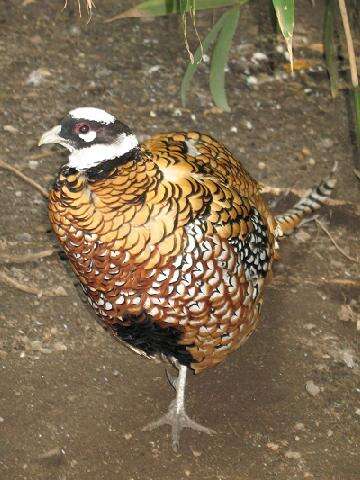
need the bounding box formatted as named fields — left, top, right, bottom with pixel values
left=69, top=107, right=116, bottom=125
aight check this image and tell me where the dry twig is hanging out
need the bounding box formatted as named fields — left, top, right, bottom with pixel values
left=0, top=270, right=67, bottom=297
left=314, top=218, right=358, bottom=262
left=0, top=249, right=55, bottom=265
left=0, top=158, right=49, bottom=198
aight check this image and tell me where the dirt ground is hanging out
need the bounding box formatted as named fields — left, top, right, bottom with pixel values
left=0, top=1, right=359, bottom=479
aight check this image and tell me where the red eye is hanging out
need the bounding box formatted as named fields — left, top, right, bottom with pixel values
left=76, top=123, right=90, bottom=134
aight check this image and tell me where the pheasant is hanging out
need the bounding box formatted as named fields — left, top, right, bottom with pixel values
left=39, top=107, right=336, bottom=450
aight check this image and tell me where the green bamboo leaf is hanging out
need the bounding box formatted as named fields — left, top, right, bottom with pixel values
left=209, top=7, right=240, bottom=111
left=354, top=87, right=360, bottom=148
left=324, top=0, right=339, bottom=98
left=180, top=10, right=230, bottom=107
left=106, top=0, right=242, bottom=21
left=272, top=0, right=295, bottom=70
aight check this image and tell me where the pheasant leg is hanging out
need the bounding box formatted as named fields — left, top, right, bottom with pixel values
left=142, top=365, right=215, bottom=451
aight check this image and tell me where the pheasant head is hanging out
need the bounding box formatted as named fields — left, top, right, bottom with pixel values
left=39, top=107, right=140, bottom=172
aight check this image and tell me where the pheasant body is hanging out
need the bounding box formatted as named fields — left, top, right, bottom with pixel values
left=40, top=107, right=336, bottom=449
left=49, top=130, right=276, bottom=373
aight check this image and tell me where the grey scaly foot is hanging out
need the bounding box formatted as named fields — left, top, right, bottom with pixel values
left=142, top=365, right=215, bottom=451
left=142, top=399, right=215, bottom=452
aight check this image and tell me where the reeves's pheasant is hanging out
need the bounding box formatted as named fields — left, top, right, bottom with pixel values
left=39, top=107, right=336, bottom=450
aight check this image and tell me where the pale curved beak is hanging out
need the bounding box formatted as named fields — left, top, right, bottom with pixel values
left=38, top=125, right=62, bottom=146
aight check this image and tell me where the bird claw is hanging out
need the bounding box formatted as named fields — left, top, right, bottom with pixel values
left=142, top=400, right=216, bottom=452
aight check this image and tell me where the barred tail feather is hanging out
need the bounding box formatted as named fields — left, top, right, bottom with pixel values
left=275, top=162, right=338, bottom=238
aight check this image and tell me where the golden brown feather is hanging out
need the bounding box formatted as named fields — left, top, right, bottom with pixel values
left=49, top=131, right=277, bottom=373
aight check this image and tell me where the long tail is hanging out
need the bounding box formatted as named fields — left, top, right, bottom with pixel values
left=275, top=162, right=338, bottom=238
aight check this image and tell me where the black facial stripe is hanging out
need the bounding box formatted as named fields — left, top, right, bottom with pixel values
left=59, top=116, right=133, bottom=148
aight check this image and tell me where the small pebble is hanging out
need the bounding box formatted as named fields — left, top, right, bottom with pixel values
left=303, top=323, right=316, bottom=330
left=355, top=408, right=360, bottom=416
left=33, top=196, right=45, bottom=206
left=321, top=138, right=334, bottom=149
left=15, top=191, right=22, bottom=197
left=68, top=25, right=81, bottom=36
left=15, top=233, right=32, bottom=242
left=294, top=230, right=311, bottom=242
left=246, top=75, right=259, bottom=86
left=308, top=158, right=316, bottom=166
left=251, top=52, right=268, bottom=62
left=305, top=380, right=320, bottom=397
left=173, top=108, right=182, bottom=117
left=3, top=125, right=19, bottom=134
left=266, top=442, right=280, bottom=451
left=148, top=65, right=160, bottom=73
left=230, top=126, right=238, bottom=133
left=41, top=348, right=52, bottom=355
left=87, top=80, right=97, bottom=90
left=338, top=305, right=353, bottom=322
left=30, top=35, right=42, bottom=45
left=285, top=450, right=301, bottom=459
left=202, top=54, right=210, bottom=63
left=95, top=67, right=112, bottom=79
left=51, top=286, right=67, bottom=297
left=124, top=433, right=132, bottom=440
left=342, top=350, right=356, bottom=369
left=191, top=448, right=202, bottom=457
left=294, top=422, right=305, bottom=431
left=149, top=111, right=156, bottom=117
left=38, top=447, right=64, bottom=461
left=30, top=340, right=42, bottom=352
left=258, top=161, right=266, bottom=170
left=25, top=68, right=51, bottom=86
left=28, top=160, right=39, bottom=170
left=0, top=417, right=4, bottom=422
left=242, top=120, right=253, bottom=130
left=275, top=71, right=288, bottom=81
left=53, top=342, right=67, bottom=352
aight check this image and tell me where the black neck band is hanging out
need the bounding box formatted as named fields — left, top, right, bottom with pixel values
left=85, top=147, right=141, bottom=180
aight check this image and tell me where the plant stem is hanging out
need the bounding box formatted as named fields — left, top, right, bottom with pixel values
left=338, top=0, right=358, bottom=88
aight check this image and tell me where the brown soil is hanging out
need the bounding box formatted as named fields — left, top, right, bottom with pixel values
left=0, top=1, right=359, bottom=479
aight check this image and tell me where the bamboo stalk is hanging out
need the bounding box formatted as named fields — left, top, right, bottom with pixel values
left=338, top=0, right=358, bottom=88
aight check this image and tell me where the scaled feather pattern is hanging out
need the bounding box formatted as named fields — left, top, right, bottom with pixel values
left=49, top=131, right=277, bottom=373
